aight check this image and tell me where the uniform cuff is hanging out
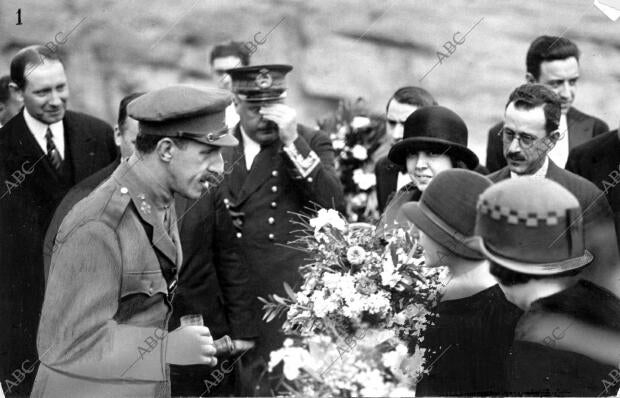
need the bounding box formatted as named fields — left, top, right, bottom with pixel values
left=282, top=136, right=321, bottom=178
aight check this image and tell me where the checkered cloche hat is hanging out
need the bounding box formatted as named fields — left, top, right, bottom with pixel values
left=467, top=177, right=593, bottom=275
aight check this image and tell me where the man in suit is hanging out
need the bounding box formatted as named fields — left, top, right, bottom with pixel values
left=0, top=45, right=116, bottom=396
left=374, top=86, right=437, bottom=212
left=566, top=128, right=620, bottom=251
left=0, top=75, right=23, bottom=127
left=32, top=86, right=234, bottom=398
left=486, top=36, right=608, bottom=172
left=488, top=83, right=618, bottom=296
left=220, top=64, right=344, bottom=394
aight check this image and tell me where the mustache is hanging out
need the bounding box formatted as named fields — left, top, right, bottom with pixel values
left=257, top=120, right=278, bottom=131
left=201, top=172, right=224, bottom=188
left=507, top=152, right=526, bottom=161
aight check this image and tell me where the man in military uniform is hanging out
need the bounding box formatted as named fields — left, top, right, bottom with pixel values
left=32, top=86, right=238, bottom=398
left=220, top=64, right=344, bottom=394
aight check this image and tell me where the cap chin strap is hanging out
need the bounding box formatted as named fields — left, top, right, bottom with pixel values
left=166, top=126, right=230, bottom=144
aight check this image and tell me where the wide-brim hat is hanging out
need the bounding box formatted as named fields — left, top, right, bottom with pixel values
left=466, top=177, right=593, bottom=275
left=388, top=105, right=478, bottom=169
left=401, top=169, right=492, bottom=260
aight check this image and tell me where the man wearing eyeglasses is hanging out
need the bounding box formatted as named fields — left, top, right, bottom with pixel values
left=485, top=36, right=608, bottom=173
left=489, top=83, right=618, bottom=294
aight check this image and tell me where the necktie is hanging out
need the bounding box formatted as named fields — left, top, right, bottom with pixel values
left=45, top=127, right=63, bottom=171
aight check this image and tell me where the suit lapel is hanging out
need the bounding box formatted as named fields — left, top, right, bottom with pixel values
left=118, top=161, right=179, bottom=267
left=545, top=160, right=562, bottom=181
left=64, top=112, right=97, bottom=183
left=235, top=142, right=280, bottom=206
left=567, top=108, right=592, bottom=149
left=5, top=112, right=65, bottom=197
left=222, top=127, right=248, bottom=203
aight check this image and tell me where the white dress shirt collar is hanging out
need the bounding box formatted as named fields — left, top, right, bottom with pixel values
left=547, top=113, right=569, bottom=168
left=23, top=107, right=65, bottom=159
left=510, top=155, right=549, bottom=179
left=240, top=126, right=260, bottom=171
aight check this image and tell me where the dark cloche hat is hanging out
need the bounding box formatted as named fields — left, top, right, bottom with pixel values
left=467, top=177, right=592, bottom=275
left=401, top=169, right=492, bottom=260
left=226, top=64, right=293, bottom=102
left=388, top=105, right=478, bottom=169
left=127, top=85, right=238, bottom=147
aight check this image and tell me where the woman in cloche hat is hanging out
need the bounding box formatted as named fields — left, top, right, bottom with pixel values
left=400, top=170, right=522, bottom=396
left=378, top=105, right=480, bottom=233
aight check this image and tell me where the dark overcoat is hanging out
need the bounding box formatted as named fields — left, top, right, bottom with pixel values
left=566, top=129, right=620, bottom=249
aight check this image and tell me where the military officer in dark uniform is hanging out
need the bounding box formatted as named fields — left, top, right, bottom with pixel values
left=32, top=86, right=238, bottom=398
left=219, top=64, right=344, bottom=394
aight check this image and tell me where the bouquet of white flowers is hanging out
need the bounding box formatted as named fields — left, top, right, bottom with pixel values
left=260, top=209, right=448, bottom=397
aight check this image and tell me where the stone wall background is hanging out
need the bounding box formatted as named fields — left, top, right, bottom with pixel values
left=1, top=0, right=619, bottom=165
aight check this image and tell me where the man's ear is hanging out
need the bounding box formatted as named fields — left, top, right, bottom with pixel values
left=525, top=72, right=537, bottom=84
left=8, top=82, right=24, bottom=102
left=156, top=138, right=174, bottom=162
left=113, top=125, right=122, bottom=147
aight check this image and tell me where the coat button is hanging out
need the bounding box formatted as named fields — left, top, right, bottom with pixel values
left=271, top=170, right=279, bottom=177
left=223, top=198, right=230, bottom=205
left=268, top=233, right=275, bottom=240
left=236, top=232, right=242, bottom=238
left=307, top=177, right=313, bottom=183
left=148, top=287, right=153, bottom=294
left=268, top=217, right=275, bottom=224
left=270, top=201, right=277, bottom=208
left=271, top=186, right=278, bottom=193
left=120, top=187, right=128, bottom=194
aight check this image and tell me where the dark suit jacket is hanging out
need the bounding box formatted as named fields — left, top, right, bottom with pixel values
left=219, top=124, right=344, bottom=361
left=566, top=130, right=620, bottom=249
left=375, top=156, right=489, bottom=213
left=0, top=109, right=116, bottom=396
left=485, top=107, right=609, bottom=172
left=489, top=161, right=618, bottom=288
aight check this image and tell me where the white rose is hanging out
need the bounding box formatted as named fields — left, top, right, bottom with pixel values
left=309, top=208, right=347, bottom=233
left=351, top=145, right=368, bottom=161
left=346, top=245, right=367, bottom=265
left=352, top=169, right=376, bottom=190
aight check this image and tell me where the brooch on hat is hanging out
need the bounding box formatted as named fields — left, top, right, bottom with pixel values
left=255, top=69, right=273, bottom=89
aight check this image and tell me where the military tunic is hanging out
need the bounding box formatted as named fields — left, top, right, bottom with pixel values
left=219, top=125, right=344, bottom=362
left=32, top=155, right=182, bottom=398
